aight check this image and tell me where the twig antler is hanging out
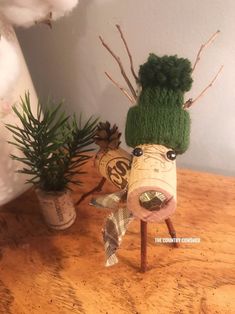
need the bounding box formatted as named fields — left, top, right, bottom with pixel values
left=192, top=30, right=220, bottom=73
left=115, top=24, right=139, bottom=82
left=183, top=65, right=224, bottom=109
left=99, top=29, right=138, bottom=102
left=183, top=30, right=223, bottom=109
left=105, top=71, right=135, bottom=103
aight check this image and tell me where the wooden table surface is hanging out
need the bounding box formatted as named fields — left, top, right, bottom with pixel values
left=0, top=161, right=235, bottom=314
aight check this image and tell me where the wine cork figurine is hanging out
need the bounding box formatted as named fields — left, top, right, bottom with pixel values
left=89, top=26, right=223, bottom=272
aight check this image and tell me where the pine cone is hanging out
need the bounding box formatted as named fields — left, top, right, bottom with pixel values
left=94, top=121, right=121, bottom=150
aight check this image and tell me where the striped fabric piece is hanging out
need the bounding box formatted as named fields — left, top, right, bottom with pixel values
left=103, top=207, right=133, bottom=267
left=90, top=190, right=126, bottom=210
left=90, top=190, right=133, bottom=266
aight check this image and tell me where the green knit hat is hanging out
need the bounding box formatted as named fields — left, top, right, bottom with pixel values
left=125, top=54, right=193, bottom=154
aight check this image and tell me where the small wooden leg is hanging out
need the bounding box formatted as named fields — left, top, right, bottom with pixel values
left=165, top=218, right=179, bottom=248
left=140, top=220, right=147, bottom=272
left=76, top=177, right=106, bottom=206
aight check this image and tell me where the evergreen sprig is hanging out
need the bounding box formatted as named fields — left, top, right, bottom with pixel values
left=6, top=92, right=98, bottom=191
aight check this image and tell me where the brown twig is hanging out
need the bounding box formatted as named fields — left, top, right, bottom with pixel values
left=182, top=98, right=193, bottom=109
left=192, top=30, right=220, bottom=73
left=35, top=12, right=53, bottom=29
left=115, top=24, right=139, bottom=82
left=76, top=177, right=106, bottom=206
left=140, top=220, right=147, bottom=273
left=99, top=35, right=137, bottom=100
left=165, top=218, right=179, bottom=248
left=105, top=71, right=135, bottom=104
left=183, top=65, right=223, bottom=109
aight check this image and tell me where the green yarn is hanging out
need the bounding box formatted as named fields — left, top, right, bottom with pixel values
left=138, top=87, right=184, bottom=108
left=139, top=54, right=193, bottom=92
left=125, top=54, right=192, bottom=153
left=125, top=101, right=190, bottom=153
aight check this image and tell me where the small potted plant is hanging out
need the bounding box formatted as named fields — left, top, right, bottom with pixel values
left=6, top=92, right=98, bottom=230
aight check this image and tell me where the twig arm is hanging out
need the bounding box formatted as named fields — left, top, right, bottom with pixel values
left=76, top=177, right=106, bottom=206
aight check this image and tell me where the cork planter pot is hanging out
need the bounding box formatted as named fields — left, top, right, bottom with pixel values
left=35, top=189, right=76, bottom=230
left=5, top=92, right=98, bottom=230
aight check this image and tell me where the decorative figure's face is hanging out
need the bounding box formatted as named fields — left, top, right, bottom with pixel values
left=127, top=144, right=177, bottom=222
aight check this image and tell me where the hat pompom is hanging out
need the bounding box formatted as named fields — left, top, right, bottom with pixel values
left=139, top=54, right=193, bottom=92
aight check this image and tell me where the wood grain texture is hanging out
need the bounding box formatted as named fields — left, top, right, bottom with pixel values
left=0, top=159, right=235, bottom=314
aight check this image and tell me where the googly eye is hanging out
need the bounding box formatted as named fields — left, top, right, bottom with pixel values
left=132, top=147, right=143, bottom=157
left=166, top=150, right=177, bottom=161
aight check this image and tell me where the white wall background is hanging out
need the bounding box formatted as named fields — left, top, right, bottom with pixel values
left=16, top=0, right=235, bottom=176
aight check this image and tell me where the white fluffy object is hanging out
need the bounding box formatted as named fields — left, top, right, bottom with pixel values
left=0, top=36, right=20, bottom=98
left=0, top=0, right=78, bottom=28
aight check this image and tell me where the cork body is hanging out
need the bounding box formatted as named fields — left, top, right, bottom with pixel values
left=94, top=148, right=131, bottom=190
